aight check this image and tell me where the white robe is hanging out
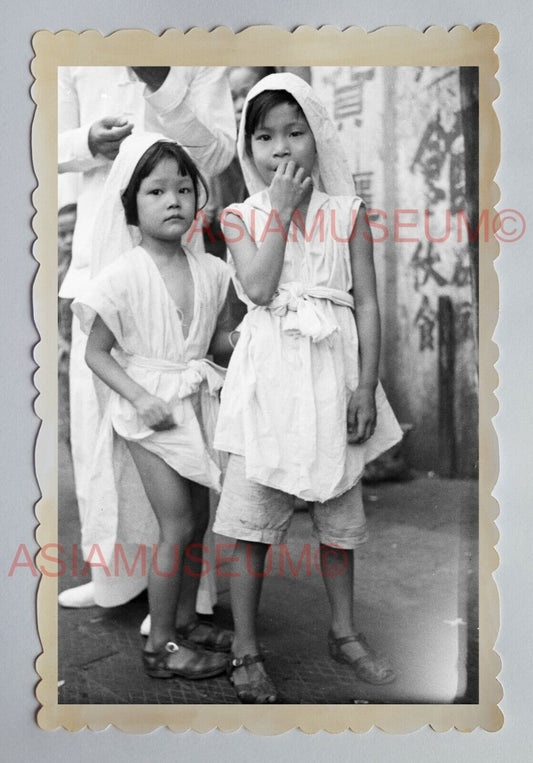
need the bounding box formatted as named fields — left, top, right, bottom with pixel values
left=58, top=68, right=236, bottom=608
left=72, top=246, right=229, bottom=604
left=214, top=190, right=403, bottom=503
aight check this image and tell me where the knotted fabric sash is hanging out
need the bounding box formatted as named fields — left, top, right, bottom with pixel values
left=126, top=355, right=226, bottom=398
left=263, top=281, right=354, bottom=343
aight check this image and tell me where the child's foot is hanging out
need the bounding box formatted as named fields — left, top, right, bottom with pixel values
left=328, top=631, right=396, bottom=685
left=227, top=653, right=277, bottom=703
left=176, top=619, right=234, bottom=653
left=143, top=639, right=227, bottom=680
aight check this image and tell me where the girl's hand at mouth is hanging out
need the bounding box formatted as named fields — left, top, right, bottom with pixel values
left=268, top=160, right=312, bottom=224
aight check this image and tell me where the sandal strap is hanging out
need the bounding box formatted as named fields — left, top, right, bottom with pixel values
left=329, top=633, right=364, bottom=648
left=229, top=653, right=264, bottom=669
left=143, top=641, right=180, bottom=671
left=144, top=641, right=180, bottom=658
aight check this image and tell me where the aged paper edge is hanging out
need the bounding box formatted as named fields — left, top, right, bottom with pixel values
left=31, top=24, right=502, bottom=733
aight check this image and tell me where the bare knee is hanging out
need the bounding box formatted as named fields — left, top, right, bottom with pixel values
left=159, top=516, right=196, bottom=547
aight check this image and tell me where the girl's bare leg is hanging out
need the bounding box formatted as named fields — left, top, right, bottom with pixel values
left=320, top=544, right=393, bottom=675
left=174, top=482, right=209, bottom=630
left=228, top=540, right=269, bottom=655
left=319, top=545, right=360, bottom=645
left=227, top=540, right=274, bottom=696
left=125, top=441, right=200, bottom=652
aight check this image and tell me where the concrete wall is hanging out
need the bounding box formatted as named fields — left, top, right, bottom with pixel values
left=312, top=66, right=478, bottom=476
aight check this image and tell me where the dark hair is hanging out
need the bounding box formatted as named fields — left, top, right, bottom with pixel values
left=121, top=141, right=208, bottom=226
left=244, top=90, right=306, bottom=157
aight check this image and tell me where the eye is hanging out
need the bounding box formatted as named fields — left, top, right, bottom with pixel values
left=179, top=186, right=193, bottom=194
left=253, top=133, right=270, bottom=142
left=148, top=188, right=163, bottom=195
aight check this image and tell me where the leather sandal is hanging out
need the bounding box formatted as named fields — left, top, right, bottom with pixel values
left=328, top=632, right=396, bottom=685
left=227, top=653, right=278, bottom=703
left=176, top=620, right=234, bottom=653
left=143, top=640, right=227, bottom=680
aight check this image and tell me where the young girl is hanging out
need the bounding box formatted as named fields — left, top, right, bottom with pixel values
left=73, top=133, right=234, bottom=679
left=213, top=73, right=404, bottom=702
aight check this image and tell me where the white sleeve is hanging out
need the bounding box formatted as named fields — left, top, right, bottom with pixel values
left=72, top=260, right=127, bottom=341
left=145, top=67, right=236, bottom=176
left=57, top=68, right=108, bottom=174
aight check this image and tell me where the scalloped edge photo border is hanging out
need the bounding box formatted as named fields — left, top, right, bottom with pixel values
left=31, top=24, right=502, bottom=733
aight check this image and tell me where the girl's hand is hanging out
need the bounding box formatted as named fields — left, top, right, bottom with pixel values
left=347, top=387, right=377, bottom=444
left=269, top=160, right=313, bottom=222
left=133, top=392, right=175, bottom=431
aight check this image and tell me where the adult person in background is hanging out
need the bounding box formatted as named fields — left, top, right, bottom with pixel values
left=57, top=202, right=76, bottom=444
left=203, top=67, right=275, bottom=261
left=58, top=66, right=236, bottom=611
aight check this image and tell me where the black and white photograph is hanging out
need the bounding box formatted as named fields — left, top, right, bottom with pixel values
left=31, top=26, right=500, bottom=732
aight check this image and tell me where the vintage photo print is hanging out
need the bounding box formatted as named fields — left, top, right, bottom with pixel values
left=30, top=25, right=502, bottom=732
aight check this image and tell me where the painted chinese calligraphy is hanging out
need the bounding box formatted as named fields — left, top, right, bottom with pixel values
left=325, top=68, right=375, bottom=128
left=411, top=242, right=448, bottom=290
left=414, top=295, right=437, bottom=351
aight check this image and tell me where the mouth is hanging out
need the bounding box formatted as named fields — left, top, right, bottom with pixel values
left=164, top=215, right=185, bottom=222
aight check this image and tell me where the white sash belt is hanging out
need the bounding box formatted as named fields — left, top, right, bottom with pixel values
left=263, top=281, right=354, bottom=342
left=126, top=355, right=225, bottom=398
left=258, top=281, right=354, bottom=342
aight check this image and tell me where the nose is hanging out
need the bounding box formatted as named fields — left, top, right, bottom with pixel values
left=166, top=189, right=181, bottom=207
left=272, top=135, right=290, bottom=157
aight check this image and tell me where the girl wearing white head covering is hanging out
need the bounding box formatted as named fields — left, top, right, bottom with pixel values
left=213, top=74, right=402, bottom=701
left=72, top=133, right=234, bottom=678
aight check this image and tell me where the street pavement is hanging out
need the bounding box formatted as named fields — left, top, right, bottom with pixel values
left=57, top=440, right=478, bottom=705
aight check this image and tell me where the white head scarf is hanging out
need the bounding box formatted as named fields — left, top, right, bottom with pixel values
left=237, top=72, right=356, bottom=198
left=91, top=132, right=203, bottom=276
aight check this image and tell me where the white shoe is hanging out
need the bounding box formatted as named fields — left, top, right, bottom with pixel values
left=58, top=582, right=97, bottom=608
left=140, top=613, right=151, bottom=637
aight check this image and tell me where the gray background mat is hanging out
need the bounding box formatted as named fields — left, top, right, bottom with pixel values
left=1, top=0, right=530, bottom=759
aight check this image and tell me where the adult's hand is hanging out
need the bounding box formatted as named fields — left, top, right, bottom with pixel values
left=130, top=67, right=171, bottom=93
left=88, top=117, right=134, bottom=160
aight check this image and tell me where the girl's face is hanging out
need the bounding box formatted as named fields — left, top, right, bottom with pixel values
left=250, top=102, right=316, bottom=186
left=135, top=157, right=196, bottom=244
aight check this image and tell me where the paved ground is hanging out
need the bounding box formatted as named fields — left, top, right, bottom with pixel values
left=58, top=440, right=478, bottom=705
